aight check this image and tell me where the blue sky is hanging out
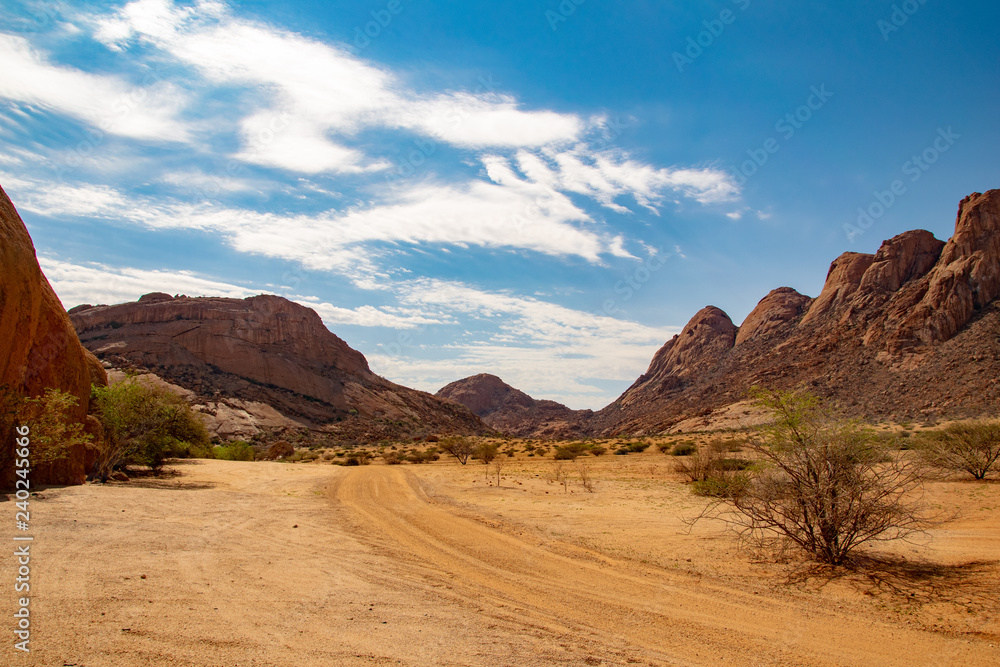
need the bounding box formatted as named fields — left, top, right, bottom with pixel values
left=1, top=0, right=997, bottom=409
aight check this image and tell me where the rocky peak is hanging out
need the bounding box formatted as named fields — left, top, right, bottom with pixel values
left=801, top=252, right=875, bottom=326
left=645, top=306, right=737, bottom=380
left=885, top=189, right=1000, bottom=350
left=859, top=230, right=945, bottom=293
left=138, top=292, right=175, bottom=303
left=736, top=287, right=812, bottom=346
left=71, top=293, right=487, bottom=438
left=436, top=374, right=591, bottom=438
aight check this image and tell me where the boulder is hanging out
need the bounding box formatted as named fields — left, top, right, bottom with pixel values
left=0, top=183, right=108, bottom=486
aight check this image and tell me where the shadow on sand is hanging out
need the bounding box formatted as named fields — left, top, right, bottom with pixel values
left=784, top=554, right=999, bottom=613
left=115, top=460, right=218, bottom=491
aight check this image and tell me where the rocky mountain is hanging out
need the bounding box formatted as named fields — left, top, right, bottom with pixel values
left=70, top=294, right=487, bottom=442
left=592, top=189, right=1000, bottom=435
left=0, top=184, right=107, bottom=486
left=436, top=374, right=591, bottom=438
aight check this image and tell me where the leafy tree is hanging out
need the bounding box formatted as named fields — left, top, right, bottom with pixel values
left=91, top=377, right=210, bottom=478
left=440, top=435, right=475, bottom=464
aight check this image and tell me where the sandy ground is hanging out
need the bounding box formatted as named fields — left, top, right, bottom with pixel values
left=1, top=454, right=998, bottom=666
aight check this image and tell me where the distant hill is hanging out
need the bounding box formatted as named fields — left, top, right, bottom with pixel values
left=70, top=293, right=488, bottom=443
left=436, top=374, right=591, bottom=438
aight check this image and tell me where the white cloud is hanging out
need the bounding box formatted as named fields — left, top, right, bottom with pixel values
left=4, top=174, right=631, bottom=282
left=0, top=33, right=190, bottom=141
left=399, top=93, right=584, bottom=148
left=38, top=257, right=258, bottom=308
left=1, top=176, right=133, bottom=218
left=92, top=0, right=588, bottom=174
left=296, top=299, right=448, bottom=330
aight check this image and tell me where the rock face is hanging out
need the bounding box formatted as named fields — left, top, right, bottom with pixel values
left=593, top=189, right=1000, bottom=435
left=735, top=288, right=813, bottom=347
left=71, top=294, right=486, bottom=441
left=0, top=184, right=108, bottom=486
left=437, top=374, right=592, bottom=438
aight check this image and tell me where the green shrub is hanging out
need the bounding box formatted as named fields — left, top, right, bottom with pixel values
left=214, top=441, right=255, bottom=461
left=91, top=378, right=210, bottom=476
left=590, top=446, right=607, bottom=456
left=18, top=388, right=93, bottom=466
left=670, top=443, right=697, bottom=456
left=554, top=442, right=589, bottom=460
left=613, top=448, right=629, bottom=455
left=626, top=441, right=650, bottom=453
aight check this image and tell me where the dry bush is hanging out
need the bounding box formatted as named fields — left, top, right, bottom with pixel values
left=695, top=390, right=937, bottom=566
left=489, top=456, right=507, bottom=487
left=263, top=440, right=295, bottom=461
left=551, top=460, right=569, bottom=493
left=673, top=441, right=726, bottom=482
left=474, top=441, right=499, bottom=464
left=916, top=420, right=1000, bottom=480
left=577, top=460, right=595, bottom=493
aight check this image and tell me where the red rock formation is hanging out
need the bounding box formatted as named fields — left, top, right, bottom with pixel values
left=0, top=184, right=108, bottom=486
left=71, top=294, right=486, bottom=439
left=858, top=230, right=944, bottom=294
left=735, top=288, right=812, bottom=346
left=592, top=189, right=1000, bottom=435
left=436, top=374, right=591, bottom=438
left=884, top=192, right=1000, bottom=350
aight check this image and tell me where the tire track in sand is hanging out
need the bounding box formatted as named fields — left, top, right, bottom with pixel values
left=332, top=465, right=993, bottom=667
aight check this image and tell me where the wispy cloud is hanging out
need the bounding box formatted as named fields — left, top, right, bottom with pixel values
left=38, top=257, right=258, bottom=307
left=3, top=172, right=632, bottom=282
left=91, top=0, right=589, bottom=174
left=0, top=33, right=190, bottom=141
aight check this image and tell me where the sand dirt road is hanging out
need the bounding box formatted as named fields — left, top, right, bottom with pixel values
left=1, top=459, right=997, bottom=666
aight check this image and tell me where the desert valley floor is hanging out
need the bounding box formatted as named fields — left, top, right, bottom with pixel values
left=2, top=453, right=998, bottom=666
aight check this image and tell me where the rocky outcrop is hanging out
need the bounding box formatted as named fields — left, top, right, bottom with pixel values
left=72, top=294, right=487, bottom=441
left=800, top=252, right=875, bottom=326
left=436, top=374, right=592, bottom=438
left=735, top=288, right=812, bottom=346
left=0, top=184, right=108, bottom=486
left=882, top=192, right=1000, bottom=351
left=592, top=189, right=1000, bottom=435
